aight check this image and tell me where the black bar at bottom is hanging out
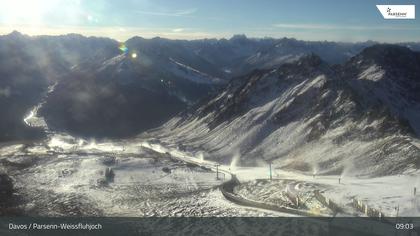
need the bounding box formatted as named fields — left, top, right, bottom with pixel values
left=0, top=217, right=419, bottom=236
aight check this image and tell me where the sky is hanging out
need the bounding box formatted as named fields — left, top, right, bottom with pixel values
left=0, top=0, right=418, bottom=42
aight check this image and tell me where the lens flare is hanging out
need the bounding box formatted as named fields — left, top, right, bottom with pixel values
left=118, top=43, right=128, bottom=53
left=131, top=53, right=137, bottom=59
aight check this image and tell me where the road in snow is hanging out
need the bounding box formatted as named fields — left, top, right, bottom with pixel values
left=140, top=141, right=420, bottom=217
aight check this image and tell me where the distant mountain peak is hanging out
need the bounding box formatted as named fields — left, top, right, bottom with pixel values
left=362, top=44, right=412, bottom=60
left=273, top=53, right=329, bottom=77
left=348, top=44, right=420, bottom=78
left=230, top=34, right=248, bottom=40
left=6, top=30, right=27, bottom=40
left=8, top=30, right=23, bottom=36
left=294, top=53, right=323, bottom=67
left=229, top=34, right=250, bottom=44
left=355, top=44, right=417, bottom=64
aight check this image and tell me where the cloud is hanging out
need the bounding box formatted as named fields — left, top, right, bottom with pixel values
left=172, top=28, right=185, bottom=33
left=273, top=23, right=416, bottom=31
left=273, top=23, right=338, bottom=30
left=134, top=8, right=197, bottom=17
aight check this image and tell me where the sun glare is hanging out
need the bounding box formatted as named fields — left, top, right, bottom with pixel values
left=0, top=0, right=57, bottom=25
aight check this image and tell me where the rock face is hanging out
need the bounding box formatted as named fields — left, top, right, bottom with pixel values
left=152, top=45, right=420, bottom=177
left=343, top=44, right=420, bottom=136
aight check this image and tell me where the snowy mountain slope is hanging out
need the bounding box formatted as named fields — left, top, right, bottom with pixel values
left=40, top=67, right=187, bottom=138
left=39, top=46, right=227, bottom=138
left=0, top=32, right=120, bottom=141
left=2, top=31, right=420, bottom=141
left=124, top=36, right=229, bottom=80
left=224, top=37, right=378, bottom=76
left=168, top=58, right=224, bottom=85
left=123, top=35, right=385, bottom=78
left=343, top=44, right=420, bottom=136
left=0, top=34, right=221, bottom=139
left=149, top=47, right=420, bottom=177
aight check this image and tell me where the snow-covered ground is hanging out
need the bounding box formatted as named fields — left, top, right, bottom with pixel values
left=232, top=166, right=420, bottom=217
left=0, top=135, right=291, bottom=217
left=2, top=131, right=420, bottom=217
left=23, top=82, right=57, bottom=130
left=139, top=141, right=420, bottom=217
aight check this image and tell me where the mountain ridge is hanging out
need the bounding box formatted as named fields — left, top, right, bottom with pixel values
left=149, top=44, right=420, bottom=176
left=1, top=31, right=420, bottom=141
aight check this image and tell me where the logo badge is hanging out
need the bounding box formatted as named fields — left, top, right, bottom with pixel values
left=376, top=5, right=415, bottom=19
